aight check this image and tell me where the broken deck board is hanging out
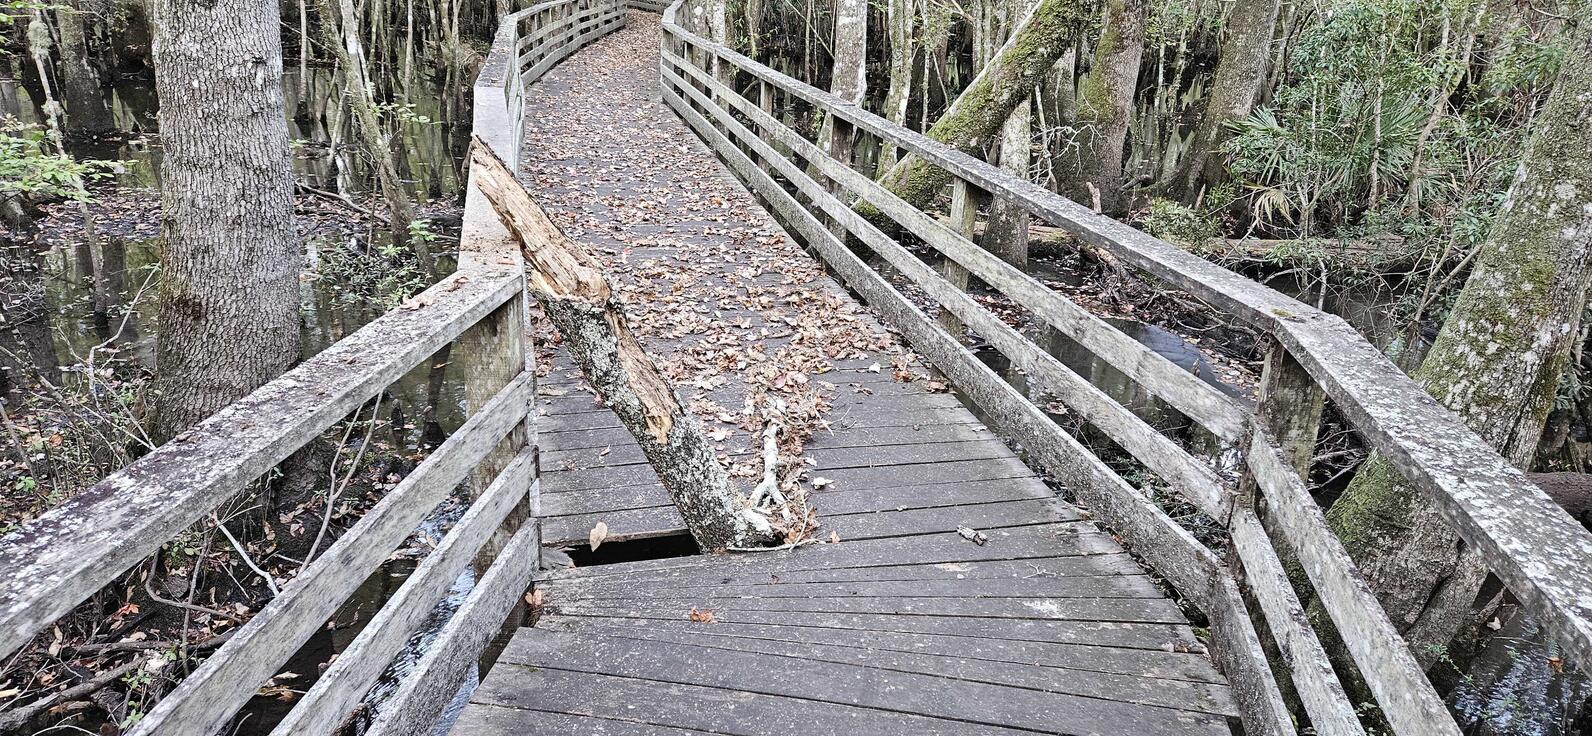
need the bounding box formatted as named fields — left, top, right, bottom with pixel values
left=451, top=13, right=1236, bottom=736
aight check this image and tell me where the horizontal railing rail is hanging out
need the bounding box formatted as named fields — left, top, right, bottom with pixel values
left=657, top=3, right=1592, bottom=734
left=0, top=0, right=631, bottom=732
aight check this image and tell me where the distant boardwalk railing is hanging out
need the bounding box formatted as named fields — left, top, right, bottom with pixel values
left=657, top=4, right=1592, bottom=734
left=0, top=2, right=627, bottom=734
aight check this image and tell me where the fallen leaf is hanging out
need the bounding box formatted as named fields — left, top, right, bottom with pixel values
left=589, top=521, right=609, bottom=551
left=688, top=607, right=716, bottom=623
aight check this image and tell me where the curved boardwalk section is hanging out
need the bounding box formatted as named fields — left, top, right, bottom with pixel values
left=452, top=13, right=1237, bottom=735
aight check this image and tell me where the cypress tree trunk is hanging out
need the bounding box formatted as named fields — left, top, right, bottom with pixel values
left=984, top=99, right=1031, bottom=267
left=318, top=0, right=429, bottom=273
left=873, top=0, right=1089, bottom=210
left=1068, top=0, right=1145, bottom=214
left=1323, top=16, right=1592, bottom=662
left=1171, top=0, right=1280, bottom=203
left=56, top=0, right=114, bottom=137
left=877, top=0, right=916, bottom=170
left=150, top=0, right=301, bottom=442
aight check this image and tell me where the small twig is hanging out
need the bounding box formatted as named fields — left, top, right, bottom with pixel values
left=296, top=182, right=376, bottom=218
left=0, top=660, right=140, bottom=732
left=73, top=630, right=234, bottom=655
left=304, top=394, right=382, bottom=567
left=143, top=557, right=243, bottom=624
left=213, top=515, right=279, bottom=596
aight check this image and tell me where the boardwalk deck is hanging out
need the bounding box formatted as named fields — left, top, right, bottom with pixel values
left=453, top=12, right=1237, bottom=735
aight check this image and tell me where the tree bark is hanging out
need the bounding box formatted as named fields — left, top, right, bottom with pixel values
left=984, top=99, right=1031, bottom=267
left=1170, top=0, right=1279, bottom=203
left=56, top=0, right=115, bottom=137
left=150, top=0, right=301, bottom=443
left=1068, top=0, right=1146, bottom=214
left=877, top=0, right=916, bottom=170
left=1324, top=17, right=1592, bottom=663
left=872, top=0, right=1090, bottom=210
left=469, top=140, right=775, bottom=552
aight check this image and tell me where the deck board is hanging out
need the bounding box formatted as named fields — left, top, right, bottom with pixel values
left=451, top=11, right=1236, bottom=735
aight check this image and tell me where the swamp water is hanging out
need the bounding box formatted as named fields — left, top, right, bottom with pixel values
left=1, top=67, right=504, bottom=733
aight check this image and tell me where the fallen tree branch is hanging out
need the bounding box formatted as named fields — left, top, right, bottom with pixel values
left=469, top=137, right=775, bottom=551
left=0, top=660, right=139, bottom=732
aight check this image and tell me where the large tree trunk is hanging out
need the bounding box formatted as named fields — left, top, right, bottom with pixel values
left=469, top=141, right=775, bottom=552
left=1324, top=17, right=1592, bottom=663
left=873, top=0, right=1090, bottom=210
left=56, top=0, right=114, bottom=137
left=829, top=0, right=867, bottom=103
left=984, top=98, right=1032, bottom=267
left=150, top=0, right=301, bottom=443
left=1170, top=0, right=1279, bottom=203
left=1068, top=0, right=1145, bottom=214
left=877, top=0, right=916, bottom=170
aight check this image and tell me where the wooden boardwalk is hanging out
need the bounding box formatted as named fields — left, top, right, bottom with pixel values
left=452, top=13, right=1236, bottom=735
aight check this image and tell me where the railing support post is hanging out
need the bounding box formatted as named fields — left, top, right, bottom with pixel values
left=938, top=178, right=979, bottom=337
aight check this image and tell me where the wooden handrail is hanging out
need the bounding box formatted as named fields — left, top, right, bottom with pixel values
left=0, top=4, right=631, bottom=733
left=0, top=269, right=522, bottom=661
left=657, top=1, right=1592, bottom=732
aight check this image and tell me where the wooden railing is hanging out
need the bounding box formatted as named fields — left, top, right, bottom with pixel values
left=657, top=4, right=1592, bottom=735
left=0, top=3, right=629, bottom=734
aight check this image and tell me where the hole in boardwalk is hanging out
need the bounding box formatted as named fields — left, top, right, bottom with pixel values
left=562, top=532, right=699, bottom=567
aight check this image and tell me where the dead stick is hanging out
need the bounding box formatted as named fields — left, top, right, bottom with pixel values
left=468, top=137, right=773, bottom=551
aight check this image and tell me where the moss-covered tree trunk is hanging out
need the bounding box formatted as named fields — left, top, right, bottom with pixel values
left=1324, top=16, right=1592, bottom=663
left=1068, top=0, right=1145, bottom=214
left=873, top=0, right=1089, bottom=210
left=1170, top=0, right=1279, bottom=204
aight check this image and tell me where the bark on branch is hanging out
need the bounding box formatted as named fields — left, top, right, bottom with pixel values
left=468, top=138, right=774, bottom=551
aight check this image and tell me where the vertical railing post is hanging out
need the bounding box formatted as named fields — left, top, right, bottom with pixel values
left=1252, top=341, right=1326, bottom=476
left=938, top=177, right=980, bottom=337
left=757, top=79, right=780, bottom=170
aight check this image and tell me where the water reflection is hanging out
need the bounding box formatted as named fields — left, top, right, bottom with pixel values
left=0, top=68, right=470, bottom=199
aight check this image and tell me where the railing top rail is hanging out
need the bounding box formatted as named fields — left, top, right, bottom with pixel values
left=658, top=0, right=1592, bottom=671
left=0, top=269, right=524, bottom=660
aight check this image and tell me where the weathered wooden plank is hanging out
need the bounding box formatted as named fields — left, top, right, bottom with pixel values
left=364, top=518, right=543, bottom=736
left=452, top=703, right=704, bottom=736
left=1247, top=428, right=1458, bottom=736
left=543, top=475, right=1050, bottom=520
left=670, top=6, right=1592, bottom=673
left=473, top=663, right=1045, bottom=735
left=537, top=612, right=1226, bottom=681
left=546, top=554, right=1149, bottom=589
left=0, top=270, right=523, bottom=660
left=551, top=592, right=1189, bottom=624
left=553, top=572, right=1163, bottom=600
left=127, top=372, right=534, bottom=736
left=542, top=419, right=993, bottom=457
left=269, top=450, right=536, bottom=735
left=1229, top=508, right=1365, bottom=736
left=549, top=622, right=1238, bottom=716
left=502, top=630, right=1232, bottom=734
left=548, top=605, right=1196, bottom=650
left=665, top=59, right=1233, bottom=520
